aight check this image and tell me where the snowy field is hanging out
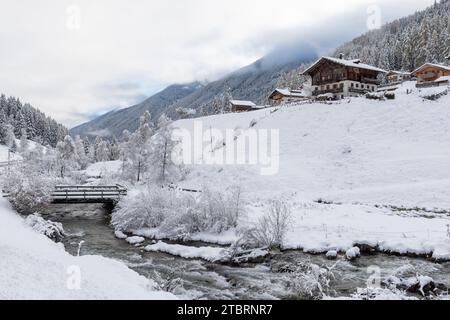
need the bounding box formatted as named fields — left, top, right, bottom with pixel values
left=162, top=82, right=450, bottom=260
left=0, top=196, right=175, bottom=299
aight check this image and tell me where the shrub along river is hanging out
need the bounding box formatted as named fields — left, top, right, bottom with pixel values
left=47, top=204, right=450, bottom=300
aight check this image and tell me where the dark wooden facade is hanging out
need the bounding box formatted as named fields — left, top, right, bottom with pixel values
left=308, top=59, right=381, bottom=87
left=303, top=57, right=385, bottom=98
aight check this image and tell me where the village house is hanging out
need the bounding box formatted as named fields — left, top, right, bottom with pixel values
left=386, top=70, right=411, bottom=84
left=412, top=63, right=450, bottom=88
left=230, top=100, right=263, bottom=113
left=377, top=70, right=412, bottom=92
left=302, top=56, right=387, bottom=100
left=268, top=88, right=308, bottom=105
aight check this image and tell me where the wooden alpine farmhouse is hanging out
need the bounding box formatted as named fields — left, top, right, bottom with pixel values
left=302, top=56, right=387, bottom=100
left=386, top=70, right=411, bottom=84
left=230, top=100, right=263, bottom=113
left=268, top=89, right=308, bottom=105
left=412, top=63, right=450, bottom=88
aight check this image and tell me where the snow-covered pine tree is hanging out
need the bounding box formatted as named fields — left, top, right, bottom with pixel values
left=333, top=0, right=450, bottom=72
left=0, top=93, right=68, bottom=147
left=20, top=128, right=29, bottom=153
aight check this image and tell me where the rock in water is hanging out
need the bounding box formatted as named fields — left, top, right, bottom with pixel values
left=114, top=230, right=128, bottom=239
left=345, top=247, right=361, bottom=261
left=126, top=236, right=145, bottom=245
left=326, top=250, right=338, bottom=260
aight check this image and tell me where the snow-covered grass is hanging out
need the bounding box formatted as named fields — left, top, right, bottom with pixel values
left=0, top=197, right=175, bottom=300
left=83, top=160, right=123, bottom=178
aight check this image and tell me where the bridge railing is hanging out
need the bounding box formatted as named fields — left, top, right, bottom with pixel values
left=0, top=160, right=22, bottom=168
left=52, top=185, right=127, bottom=202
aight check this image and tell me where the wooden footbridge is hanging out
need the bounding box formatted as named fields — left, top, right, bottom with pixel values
left=0, top=160, right=22, bottom=168
left=52, top=185, right=127, bottom=204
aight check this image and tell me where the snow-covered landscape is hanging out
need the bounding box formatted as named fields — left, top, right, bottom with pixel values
left=1, top=0, right=450, bottom=303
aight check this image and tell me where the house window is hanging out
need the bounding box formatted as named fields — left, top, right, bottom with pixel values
left=356, top=83, right=359, bottom=88
left=326, top=85, right=330, bottom=90
left=351, top=83, right=354, bottom=88
left=333, top=84, right=338, bottom=89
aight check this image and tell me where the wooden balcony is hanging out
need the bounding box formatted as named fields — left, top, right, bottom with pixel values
left=361, top=77, right=381, bottom=85
left=349, top=88, right=367, bottom=94
left=312, top=88, right=342, bottom=96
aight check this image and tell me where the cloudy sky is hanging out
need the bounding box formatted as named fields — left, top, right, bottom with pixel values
left=0, top=0, right=434, bottom=127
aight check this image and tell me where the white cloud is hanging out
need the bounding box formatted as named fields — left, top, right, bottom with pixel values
left=0, top=0, right=434, bottom=127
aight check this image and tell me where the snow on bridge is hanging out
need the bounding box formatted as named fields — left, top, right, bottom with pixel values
left=0, top=160, right=22, bottom=168
left=52, top=185, right=128, bottom=204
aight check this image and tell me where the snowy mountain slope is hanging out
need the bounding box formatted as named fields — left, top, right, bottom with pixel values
left=175, top=82, right=450, bottom=209
left=70, top=82, right=203, bottom=139
left=71, top=47, right=317, bottom=139
left=0, top=197, right=175, bottom=299
left=163, top=82, right=450, bottom=258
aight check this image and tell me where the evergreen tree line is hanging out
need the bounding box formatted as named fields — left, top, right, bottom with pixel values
left=0, top=94, right=68, bottom=148
left=334, top=0, right=450, bottom=72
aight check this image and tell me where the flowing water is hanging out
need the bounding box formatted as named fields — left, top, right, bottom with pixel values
left=47, top=204, right=450, bottom=300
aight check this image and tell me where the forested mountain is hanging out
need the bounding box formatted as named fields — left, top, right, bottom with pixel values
left=164, top=49, right=317, bottom=118
left=0, top=94, right=67, bottom=148
left=334, top=0, right=450, bottom=71
left=72, top=1, right=450, bottom=140
left=70, top=82, right=203, bottom=139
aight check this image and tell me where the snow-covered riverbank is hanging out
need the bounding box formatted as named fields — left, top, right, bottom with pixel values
left=0, top=197, right=175, bottom=299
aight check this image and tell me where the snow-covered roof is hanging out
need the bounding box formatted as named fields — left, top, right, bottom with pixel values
left=434, top=75, right=450, bottom=83
left=412, top=63, right=450, bottom=75
left=303, top=56, right=387, bottom=75
left=387, top=70, right=411, bottom=76
left=270, top=88, right=306, bottom=99
left=230, top=100, right=256, bottom=107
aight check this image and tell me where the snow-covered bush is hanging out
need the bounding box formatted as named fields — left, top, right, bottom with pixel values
left=384, top=92, right=395, bottom=100
left=5, top=167, right=55, bottom=215
left=195, top=186, right=244, bottom=234
left=282, top=260, right=336, bottom=299
left=156, top=186, right=244, bottom=239
left=112, top=185, right=245, bottom=239
left=25, top=214, right=65, bottom=242
left=366, top=92, right=385, bottom=100
left=241, top=200, right=292, bottom=249
left=111, top=187, right=172, bottom=231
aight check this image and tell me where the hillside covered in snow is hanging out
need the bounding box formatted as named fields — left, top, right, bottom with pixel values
left=168, top=82, right=450, bottom=259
